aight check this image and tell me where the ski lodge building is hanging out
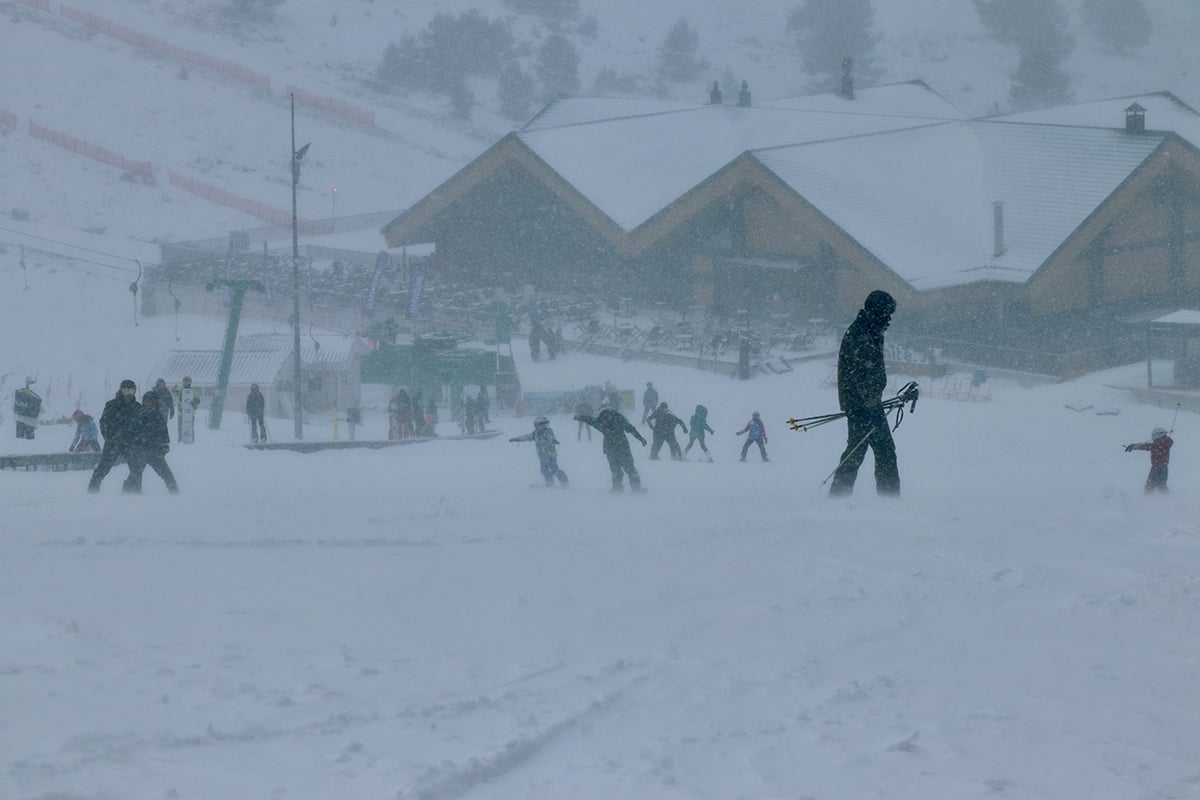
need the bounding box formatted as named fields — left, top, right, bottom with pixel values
left=382, top=82, right=1200, bottom=375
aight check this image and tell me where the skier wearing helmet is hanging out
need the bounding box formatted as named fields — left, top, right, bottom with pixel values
left=646, top=401, right=687, bottom=461
left=736, top=411, right=769, bottom=462
left=510, top=416, right=568, bottom=487
left=1125, top=426, right=1174, bottom=493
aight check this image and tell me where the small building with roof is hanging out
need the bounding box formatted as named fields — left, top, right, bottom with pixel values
left=148, top=333, right=363, bottom=420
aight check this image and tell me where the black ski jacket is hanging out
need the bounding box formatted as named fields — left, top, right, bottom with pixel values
left=646, top=408, right=687, bottom=437
left=99, top=392, right=142, bottom=444
left=837, top=310, right=888, bottom=412
left=576, top=408, right=646, bottom=456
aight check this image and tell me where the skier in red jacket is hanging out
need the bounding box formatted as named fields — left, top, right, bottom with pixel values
left=1125, top=426, right=1173, bottom=494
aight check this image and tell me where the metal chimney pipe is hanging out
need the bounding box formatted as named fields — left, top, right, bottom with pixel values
left=993, top=201, right=1005, bottom=258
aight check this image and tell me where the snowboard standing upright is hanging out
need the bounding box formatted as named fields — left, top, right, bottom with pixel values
left=177, top=386, right=197, bottom=444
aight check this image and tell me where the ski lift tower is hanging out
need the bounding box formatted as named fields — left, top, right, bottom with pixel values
left=206, top=278, right=263, bottom=429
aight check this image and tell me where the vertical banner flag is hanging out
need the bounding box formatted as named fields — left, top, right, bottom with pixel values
left=364, top=250, right=389, bottom=313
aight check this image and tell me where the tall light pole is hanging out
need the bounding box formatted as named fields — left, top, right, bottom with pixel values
left=291, top=93, right=310, bottom=441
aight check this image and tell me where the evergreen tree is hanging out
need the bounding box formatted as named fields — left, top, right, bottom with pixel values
left=592, top=67, right=642, bottom=95
left=1081, top=0, right=1152, bottom=53
left=658, top=18, right=708, bottom=82
left=376, top=11, right=513, bottom=95
left=786, top=0, right=882, bottom=92
left=498, top=62, right=536, bottom=121
left=974, top=0, right=1074, bottom=111
left=577, top=13, right=600, bottom=42
left=1009, top=46, right=1073, bottom=109
left=448, top=81, right=475, bottom=120
left=536, top=33, right=581, bottom=100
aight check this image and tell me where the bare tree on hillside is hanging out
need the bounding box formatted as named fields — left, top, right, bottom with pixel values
left=787, top=0, right=882, bottom=93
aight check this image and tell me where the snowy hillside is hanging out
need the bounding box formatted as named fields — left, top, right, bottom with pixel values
left=1, top=0, right=1198, bottom=254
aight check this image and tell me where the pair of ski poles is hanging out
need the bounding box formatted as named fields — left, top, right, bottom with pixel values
left=785, top=382, right=920, bottom=487
left=786, top=381, right=920, bottom=433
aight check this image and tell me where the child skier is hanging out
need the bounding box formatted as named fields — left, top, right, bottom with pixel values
left=1125, top=426, right=1174, bottom=493
left=646, top=401, right=687, bottom=461
left=69, top=409, right=100, bottom=453
left=510, top=416, right=568, bottom=488
left=575, top=400, right=648, bottom=493
left=684, top=404, right=715, bottom=462
left=736, top=411, right=769, bottom=462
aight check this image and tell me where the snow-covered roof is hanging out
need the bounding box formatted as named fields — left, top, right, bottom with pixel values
left=753, top=121, right=1167, bottom=289
left=149, top=334, right=358, bottom=386
left=759, top=80, right=963, bottom=119
left=513, top=82, right=964, bottom=233
left=147, top=349, right=291, bottom=387
left=518, top=105, right=945, bottom=231
left=522, top=96, right=703, bottom=131
left=237, top=333, right=358, bottom=365
left=991, top=92, right=1200, bottom=146
left=1149, top=310, right=1200, bottom=326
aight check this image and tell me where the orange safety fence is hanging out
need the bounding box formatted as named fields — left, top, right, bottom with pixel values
left=30, top=120, right=154, bottom=178
left=285, top=85, right=375, bottom=128
left=60, top=4, right=270, bottom=92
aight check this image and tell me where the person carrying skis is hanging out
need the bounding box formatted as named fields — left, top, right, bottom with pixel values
left=828, top=290, right=900, bottom=496
left=174, top=376, right=201, bottom=444
left=88, top=379, right=141, bottom=493
left=69, top=409, right=100, bottom=453
left=122, top=391, right=179, bottom=494
left=510, top=416, right=568, bottom=487
left=646, top=401, right=687, bottom=461
left=245, top=383, right=266, bottom=443
left=1125, top=426, right=1174, bottom=494
left=684, top=404, right=715, bottom=462
left=736, top=411, right=769, bottom=462
left=13, top=377, right=42, bottom=439
left=575, top=399, right=648, bottom=493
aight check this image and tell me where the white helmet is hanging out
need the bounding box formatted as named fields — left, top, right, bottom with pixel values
left=1152, top=427, right=1168, bottom=439
left=534, top=416, right=550, bottom=427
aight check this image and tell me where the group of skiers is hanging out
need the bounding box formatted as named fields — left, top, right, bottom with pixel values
left=509, top=374, right=772, bottom=493
left=86, top=379, right=179, bottom=494
left=386, top=388, right=441, bottom=439
left=459, top=386, right=491, bottom=435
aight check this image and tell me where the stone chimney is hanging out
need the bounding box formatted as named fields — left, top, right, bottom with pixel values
left=709, top=80, right=723, bottom=105
left=1125, top=102, right=1146, bottom=133
left=993, top=201, right=1005, bottom=258
left=840, top=57, right=855, bottom=100
left=737, top=81, right=751, bottom=108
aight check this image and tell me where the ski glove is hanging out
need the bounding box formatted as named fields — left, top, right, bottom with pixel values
left=1124, top=444, right=1134, bottom=452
